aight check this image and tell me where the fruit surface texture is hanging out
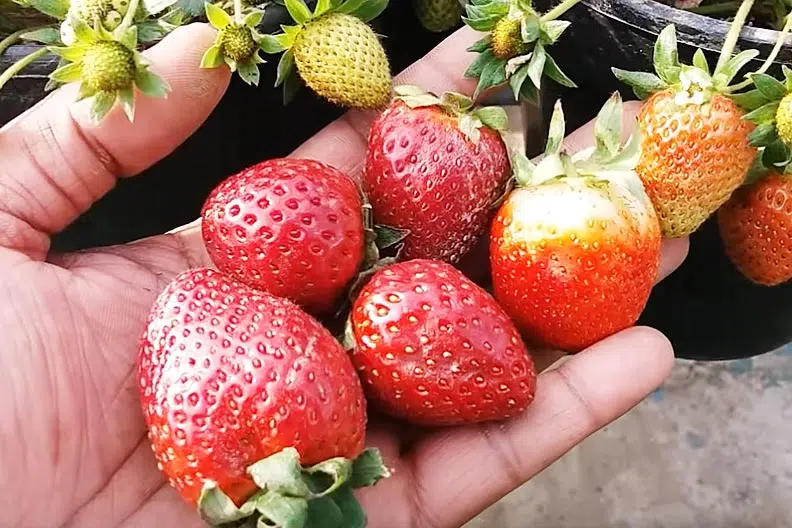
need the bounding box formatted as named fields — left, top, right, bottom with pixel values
left=490, top=177, right=662, bottom=352
left=138, top=268, right=367, bottom=506
left=293, top=13, right=392, bottom=109
left=636, top=90, right=756, bottom=238
left=413, top=0, right=464, bottom=32
left=348, top=259, right=537, bottom=426
left=201, top=158, right=365, bottom=314
left=363, top=99, right=511, bottom=264
left=718, top=172, right=792, bottom=286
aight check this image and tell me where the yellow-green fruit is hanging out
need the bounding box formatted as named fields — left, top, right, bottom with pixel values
left=82, top=41, right=136, bottom=92
left=103, top=11, right=122, bottom=29
left=293, top=13, right=392, bottom=109
left=71, top=0, right=115, bottom=23
left=776, top=93, right=792, bottom=145
left=491, top=16, right=528, bottom=60
left=413, top=0, right=464, bottom=32
left=219, top=24, right=258, bottom=62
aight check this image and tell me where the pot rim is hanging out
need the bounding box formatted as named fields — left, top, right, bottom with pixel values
left=583, top=0, right=792, bottom=54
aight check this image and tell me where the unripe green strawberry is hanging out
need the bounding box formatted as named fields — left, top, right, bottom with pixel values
left=71, top=0, right=115, bottom=22
left=81, top=40, right=136, bottom=92
left=491, top=16, right=527, bottom=60
left=413, top=0, right=464, bottom=33
left=219, top=23, right=258, bottom=62
left=776, top=93, right=792, bottom=146
left=292, top=13, right=392, bottom=109
left=103, top=11, right=122, bottom=29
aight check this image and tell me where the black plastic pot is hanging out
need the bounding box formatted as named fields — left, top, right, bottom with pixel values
left=0, top=2, right=452, bottom=251
left=534, top=0, right=792, bottom=360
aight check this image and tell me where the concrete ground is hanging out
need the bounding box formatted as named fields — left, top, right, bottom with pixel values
left=467, top=345, right=792, bottom=528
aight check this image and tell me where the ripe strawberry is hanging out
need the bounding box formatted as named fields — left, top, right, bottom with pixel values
left=413, top=0, right=464, bottom=33
left=345, top=259, right=537, bottom=426
left=262, top=1, right=392, bottom=109
left=138, top=268, right=388, bottom=526
left=490, top=95, right=662, bottom=352
left=201, top=158, right=365, bottom=315
left=362, top=85, right=512, bottom=264
left=717, top=171, right=792, bottom=286
left=613, top=23, right=760, bottom=238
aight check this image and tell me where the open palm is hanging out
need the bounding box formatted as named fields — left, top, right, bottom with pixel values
left=0, top=23, right=688, bottom=528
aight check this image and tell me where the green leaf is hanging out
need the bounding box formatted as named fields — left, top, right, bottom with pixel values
left=200, top=44, right=224, bottom=68
left=275, top=49, right=295, bottom=87
left=347, top=0, right=389, bottom=22
left=136, top=20, right=172, bottom=43
left=50, top=61, right=83, bottom=83
left=89, top=91, right=117, bottom=123
left=742, top=101, right=780, bottom=125
left=474, top=56, right=507, bottom=98
left=305, top=496, right=344, bottom=528
left=373, top=225, right=408, bottom=249
left=28, top=0, right=68, bottom=19
left=521, top=16, right=540, bottom=43
left=653, top=24, right=681, bottom=85
left=730, top=88, right=771, bottom=111
left=473, top=106, right=509, bottom=131
left=462, top=12, right=503, bottom=32
left=330, top=485, right=367, bottom=528
left=467, top=36, right=492, bottom=53
left=256, top=492, right=309, bottom=528
left=692, top=49, right=709, bottom=74
left=141, top=0, right=177, bottom=15
left=509, top=63, right=532, bottom=100
left=526, top=41, right=546, bottom=90
left=752, top=72, right=787, bottom=101
left=612, top=67, right=666, bottom=100
left=593, top=91, right=623, bottom=158
left=543, top=53, right=576, bottom=88
left=284, top=0, right=313, bottom=24
left=714, top=49, right=759, bottom=87
left=135, top=68, right=170, bottom=97
left=305, top=457, right=353, bottom=497
left=118, top=86, right=135, bottom=121
left=748, top=122, right=779, bottom=147
left=237, top=58, right=261, bottom=86
left=544, top=99, right=565, bottom=155
left=762, top=140, right=792, bottom=168
left=245, top=10, right=265, bottom=28
left=247, top=448, right=313, bottom=497
left=348, top=448, right=390, bottom=488
left=540, top=20, right=570, bottom=44
left=176, top=0, right=205, bottom=16
left=205, top=2, right=231, bottom=29
left=198, top=481, right=257, bottom=525
left=20, top=27, right=61, bottom=45
left=464, top=49, right=497, bottom=79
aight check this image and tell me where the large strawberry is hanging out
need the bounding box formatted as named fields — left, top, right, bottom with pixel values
left=490, top=94, right=662, bottom=352
left=201, top=157, right=365, bottom=315
left=718, top=171, right=792, bottom=286
left=138, top=268, right=389, bottom=527
left=362, top=85, right=513, bottom=265
left=613, top=22, right=760, bottom=238
left=259, top=0, right=392, bottom=109
left=345, top=259, right=537, bottom=426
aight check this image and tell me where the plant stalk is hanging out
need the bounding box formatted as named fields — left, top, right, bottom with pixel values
left=234, top=0, right=243, bottom=23
left=729, top=13, right=792, bottom=91
left=540, top=0, right=583, bottom=22
left=714, top=0, right=756, bottom=74
left=119, top=0, right=141, bottom=31
left=0, top=47, right=48, bottom=91
left=0, top=29, right=27, bottom=58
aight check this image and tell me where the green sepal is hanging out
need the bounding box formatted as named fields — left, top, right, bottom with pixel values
left=237, top=57, right=261, bottom=86
left=50, top=61, right=83, bottom=83
left=521, top=16, right=540, bottom=43
left=509, top=62, right=532, bottom=100
left=245, top=9, right=266, bottom=28
left=115, top=25, right=138, bottom=50
left=783, top=65, right=792, bottom=91
left=544, top=99, right=565, bottom=155
left=472, top=106, right=509, bottom=131
left=526, top=41, right=546, bottom=90
left=340, top=0, right=388, bottom=22
left=540, top=19, right=570, bottom=44
left=612, top=67, right=666, bottom=100
left=275, top=49, right=295, bottom=87
left=321, top=486, right=366, bottom=528
left=135, top=68, right=170, bottom=97
left=593, top=90, right=623, bottom=158
left=741, top=151, right=770, bottom=186
left=467, top=36, right=492, bottom=53
left=730, top=88, right=771, bottom=111
left=205, top=1, right=231, bottom=29
left=751, top=72, right=787, bottom=101
left=200, top=44, right=224, bottom=68
left=282, top=67, right=302, bottom=105
left=284, top=0, right=313, bottom=24
left=313, top=0, right=334, bottom=17
left=20, top=27, right=62, bottom=45
left=473, top=56, right=507, bottom=99
left=462, top=0, right=509, bottom=32
left=748, top=122, right=779, bottom=147
left=742, top=101, right=780, bottom=126
left=464, top=49, right=498, bottom=80
left=712, top=49, right=759, bottom=90
left=692, top=48, right=709, bottom=74
left=118, top=86, right=135, bottom=121
left=653, top=24, right=681, bottom=85
left=259, top=34, right=287, bottom=53
left=89, top=90, right=117, bottom=123
left=762, top=140, right=792, bottom=169
left=544, top=53, right=576, bottom=88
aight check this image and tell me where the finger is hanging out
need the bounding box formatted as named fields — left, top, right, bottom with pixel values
left=397, top=326, right=674, bottom=528
left=0, top=23, right=230, bottom=259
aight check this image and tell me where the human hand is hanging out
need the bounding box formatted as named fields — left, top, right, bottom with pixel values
left=0, top=22, right=689, bottom=528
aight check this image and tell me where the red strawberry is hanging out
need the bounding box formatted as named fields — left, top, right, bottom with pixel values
left=201, top=158, right=365, bottom=315
left=346, top=259, right=537, bottom=426
left=362, top=85, right=512, bottom=264
left=490, top=95, right=662, bottom=352
left=718, top=171, right=792, bottom=286
left=138, top=268, right=388, bottom=526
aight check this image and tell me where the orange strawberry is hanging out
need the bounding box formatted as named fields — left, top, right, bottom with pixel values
left=613, top=23, right=760, bottom=238
left=718, top=171, right=792, bottom=286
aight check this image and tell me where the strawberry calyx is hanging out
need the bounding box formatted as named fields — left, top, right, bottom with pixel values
left=201, top=3, right=269, bottom=86
left=518, top=92, right=651, bottom=208
left=47, top=13, right=170, bottom=122
left=612, top=23, right=759, bottom=106
left=462, top=0, right=579, bottom=104
left=198, top=447, right=390, bottom=528
left=256, top=0, right=391, bottom=105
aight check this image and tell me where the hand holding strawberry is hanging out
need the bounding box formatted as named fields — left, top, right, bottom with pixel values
left=0, top=23, right=689, bottom=528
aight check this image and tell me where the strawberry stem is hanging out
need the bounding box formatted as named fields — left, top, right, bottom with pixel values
left=0, top=47, right=47, bottom=91
left=539, top=0, right=583, bottom=22
left=119, top=0, right=140, bottom=31
left=234, top=0, right=243, bottom=24
left=0, top=29, right=27, bottom=57
left=729, top=13, right=792, bottom=92
left=714, top=0, right=756, bottom=75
